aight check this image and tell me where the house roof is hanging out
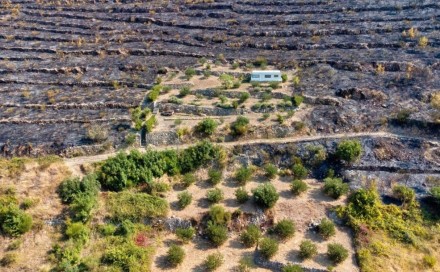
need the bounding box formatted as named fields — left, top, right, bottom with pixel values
left=251, top=70, right=281, bottom=73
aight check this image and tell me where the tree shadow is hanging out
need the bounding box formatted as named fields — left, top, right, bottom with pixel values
left=286, top=249, right=302, bottom=263
left=224, top=197, right=240, bottom=208
left=279, top=189, right=292, bottom=199
left=228, top=236, right=244, bottom=249
left=314, top=253, right=332, bottom=267
left=197, top=197, right=210, bottom=209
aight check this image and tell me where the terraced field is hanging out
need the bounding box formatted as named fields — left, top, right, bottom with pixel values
left=0, top=0, right=439, bottom=156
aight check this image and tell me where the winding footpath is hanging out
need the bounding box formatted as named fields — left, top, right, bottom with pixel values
left=64, top=131, right=440, bottom=176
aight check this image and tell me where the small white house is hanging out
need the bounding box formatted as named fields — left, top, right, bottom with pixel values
left=250, top=70, right=282, bottom=82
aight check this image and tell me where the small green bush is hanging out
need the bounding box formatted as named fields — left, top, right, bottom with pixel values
left=181, top=173, right=197, bottom=188
left=206, top=222, right=228, bottom=246
left=292, top=163, right=308, bottom=179
left=299, top=240, right=317, bottom=259
left=290, top=180, right=308, bottom=196
left=177, top=191, right=192, bottom=210
left=240, top=224, right=261, bottom=247
left=318, top=218, right=336, bottom=239
left=185, top=68, right=196, bottom=80
left=292, top=95, right=304, bottom=107
left=99, top=224, right=117, bottom=236
left=65, top=221, right=90, bottom=246
left=204, top=252, right=224, bottom=271
left=281, top=74, right=288, bottom=83
left=252, top=183, right=279, bottom=209
left=327, top=243, right=349, bottom=264
left=431, top=187, right=440, bottom=203
left=237, top=256, right=255, bottom=272
left=179, top=86, right=191, bottom=97
left=235, top=166, right=253, bottom=185
left=392, top=185, right=416, bottom=206
left=323, top=177, right=349, bottom=199
left=235, top=187, right=250, bottom=204
left=1, top=253, right=17, bottom=267
left=20, top=198, right=36, bottom=210
left=273, top=219, right=296, bottom=240
left=422, top=255, right=437, bottom=268
left=175, top=227, right=195, bottom=243
left=196, top=118, right=218, bottom=135
left=0, top=206, right=33, bottom=237
left=282, top=264, right=304, bottom=272
left=238, top=92, right=250, bottom=104
left=259, top=237, right=279, bottom=259
left=336, top=140, right=363, bottom=163
left=207, top=188, right=224, bottom=203
left=208, top=169, right=222, bottom=186
left=269, top=82, right=280, bottom=89
left=264, top=164, right=278, bottom=179
left=167, top=245, right=185, bottom=267
left=230, top=116, right=250, bottom=136
left=209, top=205, right=231, bottom=226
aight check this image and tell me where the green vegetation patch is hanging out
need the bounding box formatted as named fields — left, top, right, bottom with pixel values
left=106, top=192, right=169, bottom=221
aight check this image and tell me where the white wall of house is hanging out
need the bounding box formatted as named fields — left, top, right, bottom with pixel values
left=250, top=70, right=282, bottom=82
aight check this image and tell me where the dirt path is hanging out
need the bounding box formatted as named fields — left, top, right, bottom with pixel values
left=64, top=131, right=439, bottom=176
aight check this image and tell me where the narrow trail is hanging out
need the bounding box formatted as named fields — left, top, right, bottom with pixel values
left=64, top=131, right=440, bottom=176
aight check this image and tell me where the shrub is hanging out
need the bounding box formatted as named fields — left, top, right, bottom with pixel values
left=240, top=224, right=261, bottom=247
left=179, top=86, right=191, bottom=97
left=392, top=185, right=416, bottom=206
left=238, top=92, right=250, bottom=104
left=106, top=192, right=169, bottom=221
left=235, top=166, right=253, bottom=185
left=1, top=253, right=17, bottom=267
left=273, top=219, right=295, bottom=240
left=204, top=252, right=224, bottom=271
left=259, top=237, right=279, bottom=259
left=65, top=221, right=90, bottom=246
left=230, top=116, right=250, bottom=136
left=431, top=187, right=440, bottom=203
left=196, top=118, right=218, bottom=135
left=99, top=224, right=117, bottom=236
left=336, top=140, right=362, bottom=163
left=264, top=164, right=278, bottom=179
left=147, top=86, right=161, bottom=101
left=175, top=227, right=195, bottom=243
left=235, top=187, right=250, bottom=204
left=209, top=205, right=231, bottom=226
left=299, top=240, right=318, bottom=259
left=269, top=82, right=280, bottom=89
left=181, top=173, right=196, bottom=188
left=219, top=74, right=234, bottom=89
left=0, top=206, right=33, bottom=237
left=238, top=256, right=255, bottom=272
left=291, top=180, right=308, bottom=196
left=253, top=183, right=279, bottom=209
left=292, top=95, right=304, bottom=107
left=318, top=218, right=336, bottom=239
left=177, top=191, right=192, bottom=210
left=306, top=145, right=327, bottom=166
left=323, top=177, right=349, bottom=199
left=292, top=163, right=308, bottom=179
left=327, top=243, right=349, bottom=264
left=422, top=255, right=436, bottom=268
left=167, top=245, right=185, bottom=267
left=207, top=188, right=224, bottom=203
left=208, top=169, right=222, bottom=185
left=185, top=68, right=196, bottom=79
left=282, top=264, right=304, bottom=272
left=281, top=74, right=288, bottom=83
left=86, top=125, right=108, bottom=143
left=206, top=222, right=228, bottom=246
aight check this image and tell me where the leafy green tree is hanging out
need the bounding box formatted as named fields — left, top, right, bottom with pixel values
left=323, top=177, right=349, bottom=199
left=292, top=95, right=304, bottom=107
left=252, top=183, right=279, bottom=209
left=196, top=118, right=218, bottom=136
left=207, top=188, right=224, bottom=203
left=392, top=185, right=416, bottom=206
left=209, top=205, right=231, bottom=226
left=181, top=173, right=197, bottom=188
left=0, top=207, right=33, bottom=237
left=219, top=74, right=234, bottom=89
left=208, top=169, right=222, bottom=185
left=336, top=140, right=363, bottom=163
